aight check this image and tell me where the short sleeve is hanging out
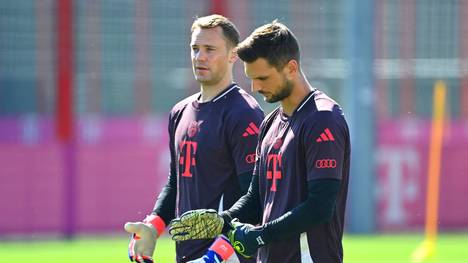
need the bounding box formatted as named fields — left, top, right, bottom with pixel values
left=303, top=111, right=346, bottom=181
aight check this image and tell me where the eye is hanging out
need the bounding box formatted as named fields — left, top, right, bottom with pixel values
left=258, top=77, right=268, bottom=81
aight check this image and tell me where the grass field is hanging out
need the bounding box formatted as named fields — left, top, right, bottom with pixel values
left=0, top=233, right=467, bottom=262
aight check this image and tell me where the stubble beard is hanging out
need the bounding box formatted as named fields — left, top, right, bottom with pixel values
left=265, top=78, right=294, bottom=103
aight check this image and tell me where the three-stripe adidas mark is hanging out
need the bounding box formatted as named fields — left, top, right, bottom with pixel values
left=243, top=122, right=260, bottom=137
left=316, top=128, right=335, bottom=142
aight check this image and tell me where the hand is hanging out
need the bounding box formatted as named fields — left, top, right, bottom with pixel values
left=188, top=235, right=236, bottom=263
left=125, top=215, right=165, bottom=263
left=228, top=219, right=267, bottom=258
left=169, top=209, right=224, bottom=241
left=125, top=222, right=157, bottom=263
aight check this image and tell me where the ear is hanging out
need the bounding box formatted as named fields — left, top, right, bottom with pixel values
left=284, top=59, right=298, bottom=78
left=228, top=48, right=238, bottom=64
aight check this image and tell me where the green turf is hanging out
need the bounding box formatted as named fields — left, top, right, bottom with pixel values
left=0, top=233, right=467, bottom=262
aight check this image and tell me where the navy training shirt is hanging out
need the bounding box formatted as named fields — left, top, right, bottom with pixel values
left=167, top=84, right=263, bottom=262
left=254, top=90, right=350, bottom=263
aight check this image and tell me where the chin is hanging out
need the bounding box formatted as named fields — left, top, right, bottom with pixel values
left=195, top=76, right=210, bottom=82
left=264, top=96, right=279, bottom=103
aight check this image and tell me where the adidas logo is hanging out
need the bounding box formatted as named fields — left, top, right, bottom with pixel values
left=242, top=122, right=260, bottom=137
left=316, top=128, right=335, bottom=142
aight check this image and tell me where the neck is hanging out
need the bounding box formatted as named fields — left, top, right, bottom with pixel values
left=199, top=74, right=233, bottom=102
left=280, top=72, right=312, bottom=116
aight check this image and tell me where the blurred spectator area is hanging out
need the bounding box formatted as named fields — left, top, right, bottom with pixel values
left=0, top=0, right=467, bottom=236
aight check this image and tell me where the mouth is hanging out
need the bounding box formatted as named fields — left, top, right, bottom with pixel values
left=195, top=66, right=209, bottom=71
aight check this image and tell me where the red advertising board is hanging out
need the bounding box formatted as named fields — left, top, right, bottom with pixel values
left=377, top=119, right=468, bottom=231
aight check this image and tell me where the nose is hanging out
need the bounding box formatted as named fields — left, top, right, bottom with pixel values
left=194, top=49, right=206, bottom=62
left=251, top=80, right=261, bottom=93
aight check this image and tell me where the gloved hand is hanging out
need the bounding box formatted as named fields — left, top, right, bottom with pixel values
left=169, top=209, right=224, bottom=241
left=228, top=219, right=267, bottom=258
left=125, top=214, right=166, bottom=263
left=188, top=235, right=238, bottom=263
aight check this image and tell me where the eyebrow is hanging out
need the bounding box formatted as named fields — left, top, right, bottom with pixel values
left=246, top=73, right=267, bottom=80
left=190, top=44, right=217, bottom=48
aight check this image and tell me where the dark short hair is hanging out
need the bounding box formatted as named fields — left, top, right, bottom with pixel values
left=237, top=21, right=300, bottom=70
left=191, top=14, right=240, bottom=48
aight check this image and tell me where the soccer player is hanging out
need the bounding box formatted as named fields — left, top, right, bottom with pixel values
left=170, top=21, right=351, bottom=263
left=124, top=15, right=263, bottom=263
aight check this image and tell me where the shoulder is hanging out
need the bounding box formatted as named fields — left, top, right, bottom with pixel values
left=259, top=107, right=281, bottom=130
left=303, top=90, right=346, bottom=126
left=168, top=93, right=199, bottom=122
left=223, top=86, right=261, bottom=108
left=170, top=93, right=199, bottom=114
left=223, top=86, right=264, bottom=116
left=313, top=90, right=339, bottom=112
left=264, top=107, right=281, bottom=122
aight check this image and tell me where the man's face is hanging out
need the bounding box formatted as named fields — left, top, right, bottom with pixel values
left=244, top=58, right=293, bottom=103
left=190, top=27, right=232, bottom=86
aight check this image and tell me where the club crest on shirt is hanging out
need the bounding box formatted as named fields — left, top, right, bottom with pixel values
left=187, top=120, right=204, bottom=138
left=273, top=138, right=283, bottom=149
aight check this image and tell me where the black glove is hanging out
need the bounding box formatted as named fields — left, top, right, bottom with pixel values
left=228, top=219, right=268, bottom=258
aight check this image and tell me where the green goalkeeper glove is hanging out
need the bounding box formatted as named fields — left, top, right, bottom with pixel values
left=169, top=209, right=224, bottom=241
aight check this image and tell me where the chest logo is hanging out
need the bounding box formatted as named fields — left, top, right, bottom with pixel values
left=179, top=141, right=198, bottom=177
left=266, top=153, right=282, bottom=191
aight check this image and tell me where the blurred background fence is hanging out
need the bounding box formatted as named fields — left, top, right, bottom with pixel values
left=1, top=0, right=467, bottom=238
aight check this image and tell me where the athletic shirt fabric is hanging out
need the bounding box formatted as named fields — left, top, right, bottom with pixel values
left=168, top=84, right=264, bottom=262
left=255, top=90, right=350, bottom=263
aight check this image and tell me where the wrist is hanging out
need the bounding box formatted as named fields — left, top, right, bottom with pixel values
left=219, top=212, right=232, bottom=234
left=144, top=214, right=166, bottom=237
left=249, top=225, right=268, bottom=248
left=209, top=235, right=235, bottom=260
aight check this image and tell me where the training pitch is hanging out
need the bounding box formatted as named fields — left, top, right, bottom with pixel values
left=0, top=233, right=467, bottom=262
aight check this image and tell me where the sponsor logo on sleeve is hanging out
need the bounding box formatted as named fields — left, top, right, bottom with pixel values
left=245, top=153, right=257, bottom=164
left=315, top=128, right=335, bottom=143
left=315, top=159, right=337, bottom=169
left=242, top=122, right=260, bottom=137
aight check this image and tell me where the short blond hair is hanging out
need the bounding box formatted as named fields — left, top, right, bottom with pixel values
left=191, top=14, right=240, bottom=48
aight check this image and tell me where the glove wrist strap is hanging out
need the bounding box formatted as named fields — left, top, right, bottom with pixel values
left=144, top=214, right=166, bottom=237
left=209, top=235, right=235, bottom=260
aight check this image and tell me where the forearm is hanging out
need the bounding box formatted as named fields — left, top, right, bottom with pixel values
left=263, top=178, right=340, bottom=242
left=238, top=171, right=254, bottom=195
left=152, top=172, right=177, bottom=225
left=221, top=174, right=262, bottom=230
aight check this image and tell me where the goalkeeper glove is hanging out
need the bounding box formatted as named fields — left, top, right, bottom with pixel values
left=187, top=235, right=238, bottom=263
left=125, top=214, right=166, bottom=263
left=228, top=219, right=268, bottom=258
left=169, top=209, right=224, bottom=241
